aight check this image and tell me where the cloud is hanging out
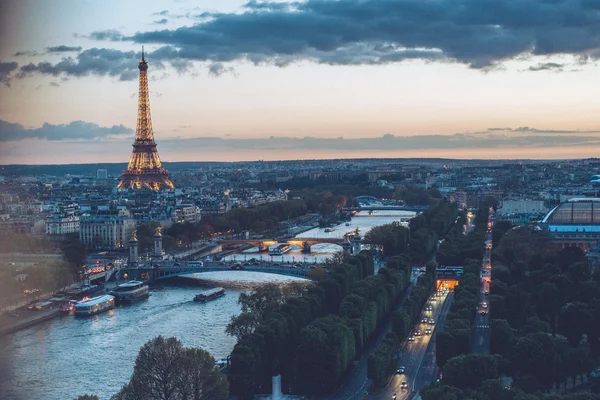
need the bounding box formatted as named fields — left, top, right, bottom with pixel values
left=15, top=48, right=150, bottom=81
left=13, top=50, right=37, bottom=57
left=154, top=18, right=169, bottom=25
left=154, top=131, right=600, bottom=152
left=208, top=62, right=236, bottom=77
left=528, top=62, right=564, bottom=72
left=494, top=126, right=600, bottom=134
left=154, top=10, right=169, bottom=16
left=6, top=0, right=600, bottom=83
left=0, top=62, right=19, bottom=86
left=88, top=30, right=124, bottom=41
left=0, top=120, right=133, bottom=142
left=49, top=82, right=60, bottom=87
left=46, top=45, right=83, bottom=53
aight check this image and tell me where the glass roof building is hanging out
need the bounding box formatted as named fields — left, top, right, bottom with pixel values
left=540, top=198, right=600, bottom=252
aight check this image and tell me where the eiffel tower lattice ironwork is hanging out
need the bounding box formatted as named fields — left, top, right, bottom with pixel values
left=118, top=48, right=174, bottom=191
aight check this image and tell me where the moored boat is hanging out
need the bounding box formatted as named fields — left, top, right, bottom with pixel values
left=74, top=295, right=115, bottom=317
left=110, top=280, right=150, bottom=305
left=194, top=287, right=225, bottom=303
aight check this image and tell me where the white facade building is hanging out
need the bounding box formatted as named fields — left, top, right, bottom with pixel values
left=79, top=215, right=136, bottom=249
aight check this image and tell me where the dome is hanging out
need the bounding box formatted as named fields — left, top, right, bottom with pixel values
left=541, top=198, right=600, bottom=230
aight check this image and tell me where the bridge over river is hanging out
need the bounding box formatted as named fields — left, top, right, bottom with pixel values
left=118, top=260, right=314, bottom=281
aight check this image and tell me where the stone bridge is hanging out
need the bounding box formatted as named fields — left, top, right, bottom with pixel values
left=119, top=263, right=313, bottom=281
left=219, top=237, right=347, bottom=252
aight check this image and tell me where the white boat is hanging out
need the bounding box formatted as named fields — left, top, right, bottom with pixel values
left=110, top=280, right=150, bottom=305
left=74, top=295, right=115, bottom=317
left=269, top=244, right=291, bottom=256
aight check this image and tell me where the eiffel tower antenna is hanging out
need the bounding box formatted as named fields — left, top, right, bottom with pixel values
left=118, top=50, right=174, bottom=191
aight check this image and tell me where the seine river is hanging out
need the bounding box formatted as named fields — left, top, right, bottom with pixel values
left=0, top=210, right=416, bottom=400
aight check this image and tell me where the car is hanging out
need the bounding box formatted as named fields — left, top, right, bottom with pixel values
left=480, top=310, right=487, bottom=316
left=482, top=302, right=488, bottom=308
left=401, top=381, right=408, bottom=389
left=408, top=336, right=415, bottom=342
left=429, top=318, right=435, bottom=324
left=425, top=328, right=431, bottom=335
left=421, top=316, right=428, bottom=323
left=484, top=290, right=489, bottom=295
left=415, top=330, right=421, bottom=336
left=426, top=305, right=432, bottom=311
left=396, top=366, right=405, bottom=374
left=430, top=298, right=437, bottom=303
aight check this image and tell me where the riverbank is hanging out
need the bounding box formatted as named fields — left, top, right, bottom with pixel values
left=0, top=308, right=62, bottom=335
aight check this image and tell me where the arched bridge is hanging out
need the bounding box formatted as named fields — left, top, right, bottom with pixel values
left=219, top=237, right=347, bottom=252
left=119, top=262, right=313, bottom=281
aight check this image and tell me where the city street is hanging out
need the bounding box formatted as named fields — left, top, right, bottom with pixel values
left=368, top=285, right=454, bottom=400
left=473, top=207, right=495, bottom=354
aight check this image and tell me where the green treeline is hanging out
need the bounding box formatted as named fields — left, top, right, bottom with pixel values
left=364, top=203, right=458, bottom=263
left=228, top=251, right=415, bottom=396
left=408, top=203, right=458, bottom=264
left=368, top=260, right=437, bottom=385
left=436, top=206, right=490, bottom=367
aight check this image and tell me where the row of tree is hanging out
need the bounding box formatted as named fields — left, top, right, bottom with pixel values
left=368, top=259, right=437, bottom=384
left=227, top=249, right=418, bottom=397
left=409, top=203, right=459, bottom=264
left=436, top=206, right=490, bottom=367
left=0, top=232, right=53, bottom=253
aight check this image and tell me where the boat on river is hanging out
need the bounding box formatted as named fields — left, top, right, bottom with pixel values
left=194, top=288, right=225, bottom=303
left=74, top=295, right=115, bottom=316
left=110, top=280, right=150, bottom=305
left=269, top=244, right=291, bottom=256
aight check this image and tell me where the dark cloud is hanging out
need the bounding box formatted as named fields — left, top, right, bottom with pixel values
left=208, top=62, right=236, bottom=76
left=528, top=62, right=564, bottom=71
left=0, top=62, right=19, bottom=86
left=154, top=10, right=169, bottom=16
left=46, top=45, right=83, bottom=53
left=88, top=30, right=124, bottom=41
left=244, top=1, right=297, bottom=11
left=15, top=48, right=152, bottom=81
left=7, top=0, right=600, bottom=82
left=0, top=120, right=133, bottom=142
left=49, top=82, right=60, bottom=87
left=154, top=18, right=169, bottom=25
left=13, top=50, right=37, bottom=57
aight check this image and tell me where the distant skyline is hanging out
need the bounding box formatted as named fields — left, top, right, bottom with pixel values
left=1, top=0, right=600, bottom=164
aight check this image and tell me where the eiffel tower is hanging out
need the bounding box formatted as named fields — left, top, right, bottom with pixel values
left=118, top=48, right=174, bottom=191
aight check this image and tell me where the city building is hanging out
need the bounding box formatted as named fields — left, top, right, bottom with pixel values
left=79, top=215, right=136, bottom=250
left=540, top=197, right=600, bottom=252
left=174, top=205, right=202, bottom=224
left=96, top=169, right=108, bottom=180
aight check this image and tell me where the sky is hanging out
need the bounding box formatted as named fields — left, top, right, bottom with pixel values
left=1, top=0, right=600, bottom=164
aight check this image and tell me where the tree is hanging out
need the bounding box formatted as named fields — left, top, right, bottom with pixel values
left=536, top=283, right=561, bottom=333
left=442, top=354, right=499, bottom=389
left=557, top=302, right=592, bottom=346
left=60, top=237, right=87, bottom=280
left=111, top=336, right=228, bottom=400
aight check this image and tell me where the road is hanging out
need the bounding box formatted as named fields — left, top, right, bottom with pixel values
left=472, top=207, right=495, bottom=354
left=368, top=285, right=454, bottom=400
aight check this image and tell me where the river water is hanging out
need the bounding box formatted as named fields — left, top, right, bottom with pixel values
left=0, top=211, right=415, bottom=400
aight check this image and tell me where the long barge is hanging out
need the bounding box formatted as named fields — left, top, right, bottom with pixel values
left=194, top=288, right=225, bottom=303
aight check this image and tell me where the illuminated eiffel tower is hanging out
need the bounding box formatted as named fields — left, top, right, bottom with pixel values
left=118, top=48, right=174, bottom=191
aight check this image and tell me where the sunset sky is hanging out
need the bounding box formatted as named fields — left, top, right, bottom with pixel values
left=1, top=0, right=600, bottom=164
